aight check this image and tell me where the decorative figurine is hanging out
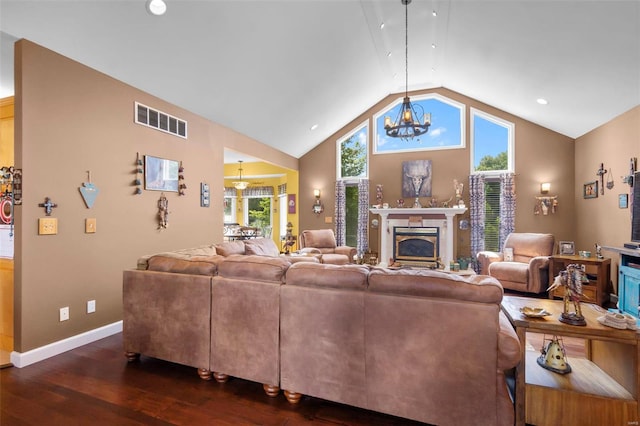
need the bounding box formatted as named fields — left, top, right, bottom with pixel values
left=537, top=335, right=571, bottom=374
left=157, top=193, right=169, bottom=230
left=595, top=243, right=603, bottom=259
left=548, top=264, right=588, bottom=326
left=376, top=184, right=383, bottom=206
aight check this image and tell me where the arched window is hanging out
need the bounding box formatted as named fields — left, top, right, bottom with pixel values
left=373, top=93, right=465, bottom=154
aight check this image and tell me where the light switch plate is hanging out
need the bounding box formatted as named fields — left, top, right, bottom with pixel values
left=38, top=218, right=58, bottom=235
left=85, top=218, right=97, bottom=233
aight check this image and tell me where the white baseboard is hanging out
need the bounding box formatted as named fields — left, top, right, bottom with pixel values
left=10, top=321, right=123, bottom=368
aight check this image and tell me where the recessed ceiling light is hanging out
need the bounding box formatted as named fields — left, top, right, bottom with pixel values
left=380, top=22, right=385, bottom=30
left=310, top=124, right=319, bottom=131
left=431, top=43, right=437, bottom=49
left=537, top=98, right=548, bottom=105
left=387, top=52, right=392, bottom=57
left=146, top=0, right=167, bottom=16
left=432, top=10, right=438, bottom=17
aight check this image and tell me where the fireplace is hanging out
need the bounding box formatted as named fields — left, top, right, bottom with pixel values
left=393, top=227, right=439, bottom=266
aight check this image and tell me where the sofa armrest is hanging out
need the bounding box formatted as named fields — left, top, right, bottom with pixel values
left=335, top=246, right=356, bottom=262
left=528, top=256, right=551, bottom=292
left=497, top=311, right=521, bottom=370
left=476, top=251, right=503, bottom=275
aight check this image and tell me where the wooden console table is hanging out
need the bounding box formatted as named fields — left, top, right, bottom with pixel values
left=501, top=295, right=639, bottom=426
left=548, top=255, right=611, bottom=306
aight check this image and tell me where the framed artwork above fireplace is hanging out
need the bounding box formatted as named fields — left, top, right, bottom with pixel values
left=402, top=160, right=432, bottom=198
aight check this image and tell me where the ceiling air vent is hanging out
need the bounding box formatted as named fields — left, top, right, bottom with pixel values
left=135, top=102, right=187, bottom=139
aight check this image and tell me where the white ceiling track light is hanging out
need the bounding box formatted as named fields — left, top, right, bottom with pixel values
left=146, top=0, right=167, bottom=16
left=233, top=160, right=249, bottom=190
left=383, top=0, right=431, bottom=142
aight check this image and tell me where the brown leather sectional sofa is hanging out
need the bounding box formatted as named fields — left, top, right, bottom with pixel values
left=123, top=240, right=521, bottom=426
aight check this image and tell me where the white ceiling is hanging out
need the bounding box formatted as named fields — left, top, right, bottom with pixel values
left=1, top=0, right=639, bottom=161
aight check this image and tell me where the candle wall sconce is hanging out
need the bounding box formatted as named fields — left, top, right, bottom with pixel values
left=540, top=182, right=551, bottom=194
left=312, top=189, right=324, bottom=214
left=622, top=157, right=637, bottom=187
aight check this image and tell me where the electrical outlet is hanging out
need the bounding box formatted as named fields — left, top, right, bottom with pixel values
left=324, top=216, right=333, bottom=224
left=87, top=300, right=96, bottom=314
left=59, top=306, right=69, bottom=322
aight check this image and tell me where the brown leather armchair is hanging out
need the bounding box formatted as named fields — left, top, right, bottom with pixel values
left=298, top=229, right=356, bottom=264
left=476, top=232, right=555, bottom=294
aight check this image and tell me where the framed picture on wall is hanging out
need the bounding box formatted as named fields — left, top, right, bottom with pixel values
left=619, top=193, right=629, bottom=209
left=288, top=194, right=296, bottom=214
left=583, top=181, right=598, bottom=199
left=144, top=155, right=179, bottom=192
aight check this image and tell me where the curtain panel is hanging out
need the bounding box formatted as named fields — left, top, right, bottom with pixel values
left=334, top=180, right=346, bottom=246
left=242, top=186, right=274, bottom=197
left=499, top=173, right=516, bottom=248
left=357, top=179, right=369, bottom=256
left=224, top=187, right=236, bottom=197
left=469, top=174, right=485, bottom=271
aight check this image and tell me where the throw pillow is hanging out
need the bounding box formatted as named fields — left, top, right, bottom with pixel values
left=245, top=238, right=280, bottom=257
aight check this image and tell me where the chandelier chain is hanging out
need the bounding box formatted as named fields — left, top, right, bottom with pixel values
left=404, top=0, right=408, bottom=98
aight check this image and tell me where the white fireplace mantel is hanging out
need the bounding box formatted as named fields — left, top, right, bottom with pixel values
left=370, top=207, right=467, bottom=267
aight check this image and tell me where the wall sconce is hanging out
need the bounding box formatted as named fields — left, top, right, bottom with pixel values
left=312, top=189, right=324, bottom=214
left=540, top=182, right=551, bottom=194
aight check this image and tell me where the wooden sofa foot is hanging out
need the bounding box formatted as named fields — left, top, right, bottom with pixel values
left=213, top=372, right=229, bottom=383
left=125, top=352, right=140, bottom=362
left=284, top=390, right=302, bottom=404
left=263, top=384, right=280, bottom=397
left=197, top=368, right=212, bottom=381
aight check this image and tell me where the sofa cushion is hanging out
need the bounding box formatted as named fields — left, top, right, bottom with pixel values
left=137, top=244, right=217, bottom=269
left=301, top=229, right=337, bottom=249
left=489, top=262, right=529, bottom=285
left=286, top=262, right=369, bottom=290
left=320, top=253, right=350, bottom=265
left=244, top=238, right=280, bottom=257
left=218, top=255, right=291, bottom=283
left=367, top=268, right=503, bottom=304
left=214, top=240, right=246, bottom=256
left=147, top=255, right=220, bottom=276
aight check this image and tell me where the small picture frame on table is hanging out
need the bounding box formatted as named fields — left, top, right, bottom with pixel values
left=559, top=241, right=575, bottom=255
left=583, top=181, right=598, bottom=199
left=619, top=193, right=628, bottom=209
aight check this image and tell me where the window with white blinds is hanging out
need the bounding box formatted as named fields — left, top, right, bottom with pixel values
left=484, top=179, right=501, bottom=252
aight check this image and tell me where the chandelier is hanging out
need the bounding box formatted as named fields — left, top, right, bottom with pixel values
left=384, top=0, right=431, bottom=141
left=232, top=160, right=249, bottom=190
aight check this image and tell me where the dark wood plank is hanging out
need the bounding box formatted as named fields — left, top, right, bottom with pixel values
left=1, top=333, right=429, bottom=425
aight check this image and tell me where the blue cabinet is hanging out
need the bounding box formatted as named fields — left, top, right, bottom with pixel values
left=619, top=253, right=640, bottom=318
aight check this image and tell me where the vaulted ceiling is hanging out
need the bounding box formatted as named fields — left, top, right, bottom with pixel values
left=1, top=1, right=639, bottom=161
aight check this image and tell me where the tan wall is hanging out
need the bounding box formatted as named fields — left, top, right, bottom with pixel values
left=13, top=40, right=297, bottom=352
left=300, top=87, right=575, bottom=258
left=574, top=106, right=640, bottom=293
left=1, top=97, right=15, bottom=354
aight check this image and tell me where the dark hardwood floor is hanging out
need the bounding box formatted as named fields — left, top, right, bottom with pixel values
left=1, top=333, right=428, bottom=426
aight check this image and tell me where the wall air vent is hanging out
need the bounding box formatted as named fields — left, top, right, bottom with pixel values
left=135, top=102, right=187, bottom=139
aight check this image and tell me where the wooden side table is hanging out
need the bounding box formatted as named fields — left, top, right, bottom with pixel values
left=501, top=295, right=639, bottom=426
left=548, top=255, right=611, bottom=306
